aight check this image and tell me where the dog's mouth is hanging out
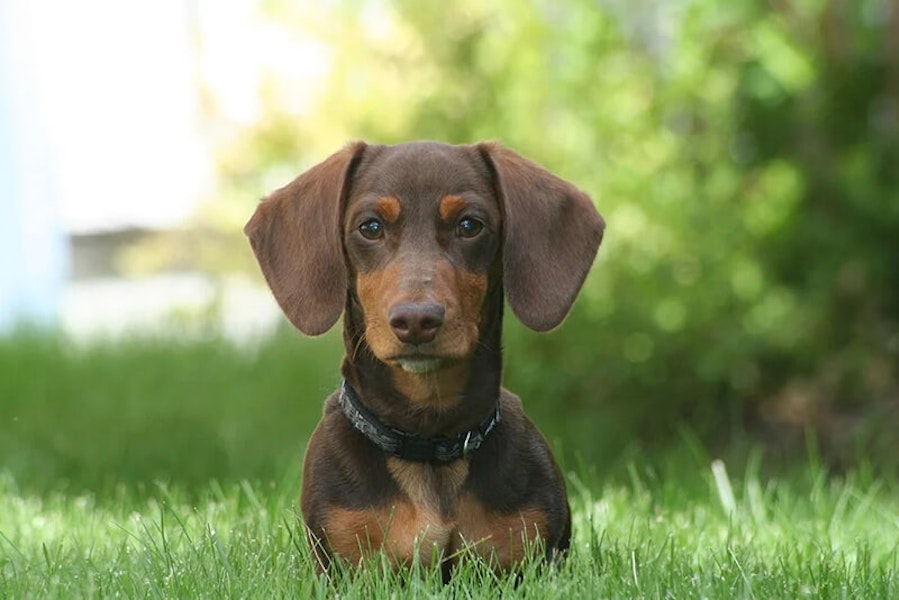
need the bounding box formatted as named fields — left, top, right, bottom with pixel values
left=390, top=355, right=446, bottom=374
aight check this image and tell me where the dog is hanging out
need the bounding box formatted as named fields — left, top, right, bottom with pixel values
left=245, top=141, right=604, bottom=577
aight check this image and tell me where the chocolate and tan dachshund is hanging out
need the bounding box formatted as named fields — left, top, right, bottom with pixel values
left=245, top=141, right=604, bottom=577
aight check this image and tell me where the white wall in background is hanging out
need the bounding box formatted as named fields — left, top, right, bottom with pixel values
left=0, top=0, right=211, bottom=331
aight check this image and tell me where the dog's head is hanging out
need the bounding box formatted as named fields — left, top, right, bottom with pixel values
left=245, top=141, right=604, bottom=373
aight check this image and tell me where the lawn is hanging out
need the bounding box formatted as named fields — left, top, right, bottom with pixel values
left=2, top=460, right=897, bottom=598
left=0, top=331, right=897, bottom=597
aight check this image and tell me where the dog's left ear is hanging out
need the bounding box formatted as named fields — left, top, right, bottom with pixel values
left=478, top=142, right=605, bottom=331
left=245, top=142, right=366, bottom=335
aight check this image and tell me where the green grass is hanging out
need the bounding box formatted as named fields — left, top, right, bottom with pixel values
left=1, top=461, right=897, bottom=598
left=0, top=328, right=343, bottom=493
left=1, top=330, right=897, bottom=597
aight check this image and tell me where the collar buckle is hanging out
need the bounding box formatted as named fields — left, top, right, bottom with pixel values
left=462, top=431, right=474, bottom=459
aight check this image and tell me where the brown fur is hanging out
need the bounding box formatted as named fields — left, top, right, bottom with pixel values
left=245, top=141, right=604, bottom=579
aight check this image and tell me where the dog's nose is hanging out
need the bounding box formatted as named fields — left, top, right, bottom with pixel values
left=388, top=302, right=445, bottom=345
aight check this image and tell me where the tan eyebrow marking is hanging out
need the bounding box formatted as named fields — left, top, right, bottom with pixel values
left=375, top=196, right=401, bottom=223
left=438, top=195, right=466, bottom=222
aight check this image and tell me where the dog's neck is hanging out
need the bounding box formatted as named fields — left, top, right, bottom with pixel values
left=340, top=285, right=504, bottom=439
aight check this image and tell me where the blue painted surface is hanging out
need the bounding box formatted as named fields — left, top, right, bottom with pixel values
left=0, top=0, right=67, bottom=333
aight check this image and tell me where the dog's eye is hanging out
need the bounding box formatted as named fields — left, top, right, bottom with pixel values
left=456, top=217, right=483, bottom=238
left=359, top=219, right=384, bottom=240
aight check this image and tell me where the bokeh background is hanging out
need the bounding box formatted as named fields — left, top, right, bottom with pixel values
left=1, top=0, right=897, bottom=495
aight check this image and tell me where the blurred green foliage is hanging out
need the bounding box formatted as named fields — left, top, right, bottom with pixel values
left=128, top=0, right=898, bottom=471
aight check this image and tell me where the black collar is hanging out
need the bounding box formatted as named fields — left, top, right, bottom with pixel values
left=337, top=380, right=501, bottom=464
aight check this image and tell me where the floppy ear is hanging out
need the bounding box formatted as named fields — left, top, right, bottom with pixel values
left=478, top=142, right=605, bottom=331
left=244, top=142, right=366, bottom=335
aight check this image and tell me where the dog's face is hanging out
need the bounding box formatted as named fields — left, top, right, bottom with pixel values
left=245, top=141, right=604, bottom=373
left=343, top=144, right=501, bottom=373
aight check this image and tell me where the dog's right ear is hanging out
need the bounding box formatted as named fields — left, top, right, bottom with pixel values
left=245, top=142, right=366, bottom=335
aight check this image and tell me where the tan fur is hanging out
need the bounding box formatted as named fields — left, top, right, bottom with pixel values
left=322, top=502, right=452, bottom=566
left=387, top=457, right=469, bottom=513
left=321, top=467, right=549, bottom=569
left=356, top=259, right=485, bottom=405
left=438, top=194, right=467, bottom=222
left=453, top=495, right=548, bottom=569
left=390, top=359, right=470, bottom=408
left=375, top=195, right=401, bottom=223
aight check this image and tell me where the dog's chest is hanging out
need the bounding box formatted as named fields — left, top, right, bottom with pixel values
left=387, top=459, right=547, bottom=566
left=386, top=457, right=468, bottom=518
left=320, top=458, right=546, bottom=569
left=366, top=458, right=466, bottom=560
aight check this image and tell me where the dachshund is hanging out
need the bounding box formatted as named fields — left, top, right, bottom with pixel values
left=245, top=141, right=604, bottom=577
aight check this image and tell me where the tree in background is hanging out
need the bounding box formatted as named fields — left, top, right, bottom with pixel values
left=140, top=0, right=899, bottom=470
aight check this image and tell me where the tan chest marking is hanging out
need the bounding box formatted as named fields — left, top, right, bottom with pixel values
left=452, top=493, right=548, bottom=569
left=322, top=459, right=469, bottom=566
left=321, top=460, right=547, bottom=569
left=387, top=457, right=469, bottom=513
left=322, top=501, right=450, bottom=566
